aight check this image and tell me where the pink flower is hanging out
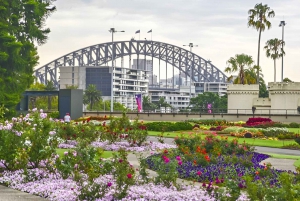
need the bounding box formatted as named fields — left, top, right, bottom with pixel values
left=107, top=182, right=112, bottom=187
left=197, top=171, right=202, bottom=176
left=127, top=173, right=132, bottom=179
left=74, top=164, right=78, bottom=169
left=163, top=157, right=170, bottom=164
left=175, top=156, right=181, bottom=161
left=178, top=161, right=182, bottom=165
left=64, top=152, right=68, bottom=156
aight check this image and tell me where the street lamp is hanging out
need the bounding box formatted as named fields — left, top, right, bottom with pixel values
left=109, top=28, right=125, bottom=113
left=279, top=21, right=286, bottom=82
left=183, top=43, right=198, bottom=101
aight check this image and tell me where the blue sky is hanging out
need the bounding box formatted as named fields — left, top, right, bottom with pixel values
left=37, top=0, right=300, bottom=83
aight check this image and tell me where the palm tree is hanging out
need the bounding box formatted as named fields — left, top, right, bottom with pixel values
left=264, top=38, right=285, bottom=83
left=142, top=96, right=157, bottom=111
left=248, top=3, right=275, bottom=83
left=44, top=81, right=56, bottom=110
left=224, top=54, right=254, bottom=84
left=83, top=84, right=102, bottom=110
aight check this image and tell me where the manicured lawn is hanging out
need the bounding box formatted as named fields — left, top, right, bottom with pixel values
left=288, top=128, right=300, bottom=133
left=147, top=130, right=297, bottom=148
left=56, top=149, right=115, bottom=158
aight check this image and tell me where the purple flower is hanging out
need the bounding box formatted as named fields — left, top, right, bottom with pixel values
left=107, top=182, right=112, bottom=187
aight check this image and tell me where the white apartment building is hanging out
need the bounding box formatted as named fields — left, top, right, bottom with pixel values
left=59, top=66, right=149, bottom=110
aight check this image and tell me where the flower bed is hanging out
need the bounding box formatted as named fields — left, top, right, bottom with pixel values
left=0, top=168, right=251, bottom=201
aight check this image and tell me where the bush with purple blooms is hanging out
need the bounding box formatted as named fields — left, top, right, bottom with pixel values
left=145, top=134, right=300, bottom=200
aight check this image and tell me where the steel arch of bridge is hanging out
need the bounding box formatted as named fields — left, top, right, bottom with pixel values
left=34, top=40, right=227, bottom=87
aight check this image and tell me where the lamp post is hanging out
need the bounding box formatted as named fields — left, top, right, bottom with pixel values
left=279, top=21, right=286, bottom=82
left=109, top=28, right=125, bottom=113
left=183, top=43, right=198, bottom=101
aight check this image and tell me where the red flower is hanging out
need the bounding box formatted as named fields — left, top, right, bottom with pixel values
left=127, top=173, right=132, bottom=179
left=163, top=150, right=168, bottom=154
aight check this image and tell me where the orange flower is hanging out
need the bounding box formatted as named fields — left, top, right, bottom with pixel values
left=204, top=155, right=210, bottom=162
left=193, top=160, right=197, bottom=165
left=255, top=171, right=259, bottom=175
left=264, top=167, right=268, bottom=170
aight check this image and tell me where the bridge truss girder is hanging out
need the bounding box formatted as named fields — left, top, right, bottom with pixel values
left=34, top=40, right=227, bottom=88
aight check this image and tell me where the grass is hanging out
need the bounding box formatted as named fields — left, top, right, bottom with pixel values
left=263, top=153, right=300, bottom=168
left=147, top=130, right=297, bottom=148
left=56, top=149, right=115, bottom=158
left=288, top=128, right=300, bottom=134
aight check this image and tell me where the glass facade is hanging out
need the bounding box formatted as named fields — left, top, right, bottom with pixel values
left=86, top=68, right=111, bottom=96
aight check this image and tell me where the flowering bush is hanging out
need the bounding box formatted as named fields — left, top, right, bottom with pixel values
left=0, top=109, right=58, bottom=170
left=246, top=117, right=272, bottom=126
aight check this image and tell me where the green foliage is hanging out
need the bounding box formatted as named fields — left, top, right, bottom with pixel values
left=295, top=137, right=300, bottom=145
left=126, top=118, right=148, bottom=146
left=56, top=120, right=100, bottom=143
left=189, top=92, right=227, bottom=112
left=48, top=111, right=59, bottom=119
left=152, top=149, right=179, bottom=189
left=0, top=104, right=9, bottom=121
left=289, top=122, right=299, bottom=128
left=112, top=149, right=135, bottom=199
left=145, top=121, right=193, bottom=131
left=22, top=110, right=58, bottom=168
left=84, top=84, right=102, bottom=110
left=0, top=0, right=55, bottom=113
left=248, top=3, right=275, bottom=82
left=142, top=95, right=158, bottom=111
left=243, top=172, right=300, bottom=200
left=224, top=54, right=255, bottom=84
left=54, top=139, right=109, bottom=181
left=187, top=119, right=229, bottom=126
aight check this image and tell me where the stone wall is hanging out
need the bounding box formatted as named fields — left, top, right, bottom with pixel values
left=227, top=84, right=259, bottom=114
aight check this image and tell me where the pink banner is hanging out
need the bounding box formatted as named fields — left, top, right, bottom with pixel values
left=135, top=94, right=142, bottom=112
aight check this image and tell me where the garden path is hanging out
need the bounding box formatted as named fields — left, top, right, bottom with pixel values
left=0, top=184, right=46, bottom=200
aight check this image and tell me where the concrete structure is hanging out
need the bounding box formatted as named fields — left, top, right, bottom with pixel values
left=59, top=66, right=149, bottom=110
left=195, top=82, right=229, bottom=95
left=269, top=82, right=300, bottom=114
left=59, top=66, right=86, bottom=89
left=59, top=89, right=83, bottom=119
left=149, top=86, right=195, bottom=111
left=227, top=84, right=259, bottom=114
left=227, top=82, right=300, bottom=115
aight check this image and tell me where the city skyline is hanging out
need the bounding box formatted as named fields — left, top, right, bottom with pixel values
left=37, top=0, right=300, bottom=84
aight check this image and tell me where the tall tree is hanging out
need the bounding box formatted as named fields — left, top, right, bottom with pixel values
left=189, top=92, right=225, bottom=113
left=142, top=96, right=157, bottom=111
left=0, top=1, right=55, bottom=115
left=248, top=3, right=275, bottom=83
left=156, top=97, right=172, bottom=108
left=83, top=84, right=102, bottom=110
left=224, top=54, right=254, bottom=84
left=264, top=38, right=285, bottom=82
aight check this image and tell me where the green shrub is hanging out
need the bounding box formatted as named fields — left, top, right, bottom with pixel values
left=48, top=111, right=59, bottom=119
left=262, top=127, right=290, bottom=137
left=295, top=137, right=300, bottom=145
left=289, top=122, right=299, bottom=128
left=186, top=119, right=228, bottom=126
left=144, top=121, right=192, bottom=131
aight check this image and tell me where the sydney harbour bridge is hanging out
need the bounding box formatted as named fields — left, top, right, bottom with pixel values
left=34, top=40, right=228, bottom=88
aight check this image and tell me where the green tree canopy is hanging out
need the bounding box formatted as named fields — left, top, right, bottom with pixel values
left=248, top=3, right=275, bottom=83
left=83, top=84, right=102, bottom=110
left=156, top=97, right=172, bottom=108
left=0, top=0, right=55, bottom=115
left=264, top=38, right=285, bottom=83
left=283, top=77, right=292, bottom=83
left=189, top=92, right=227, bottom=113
left=142, top=96, right=157, bottom=111
left=224, top=54, right=254, bottom=84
